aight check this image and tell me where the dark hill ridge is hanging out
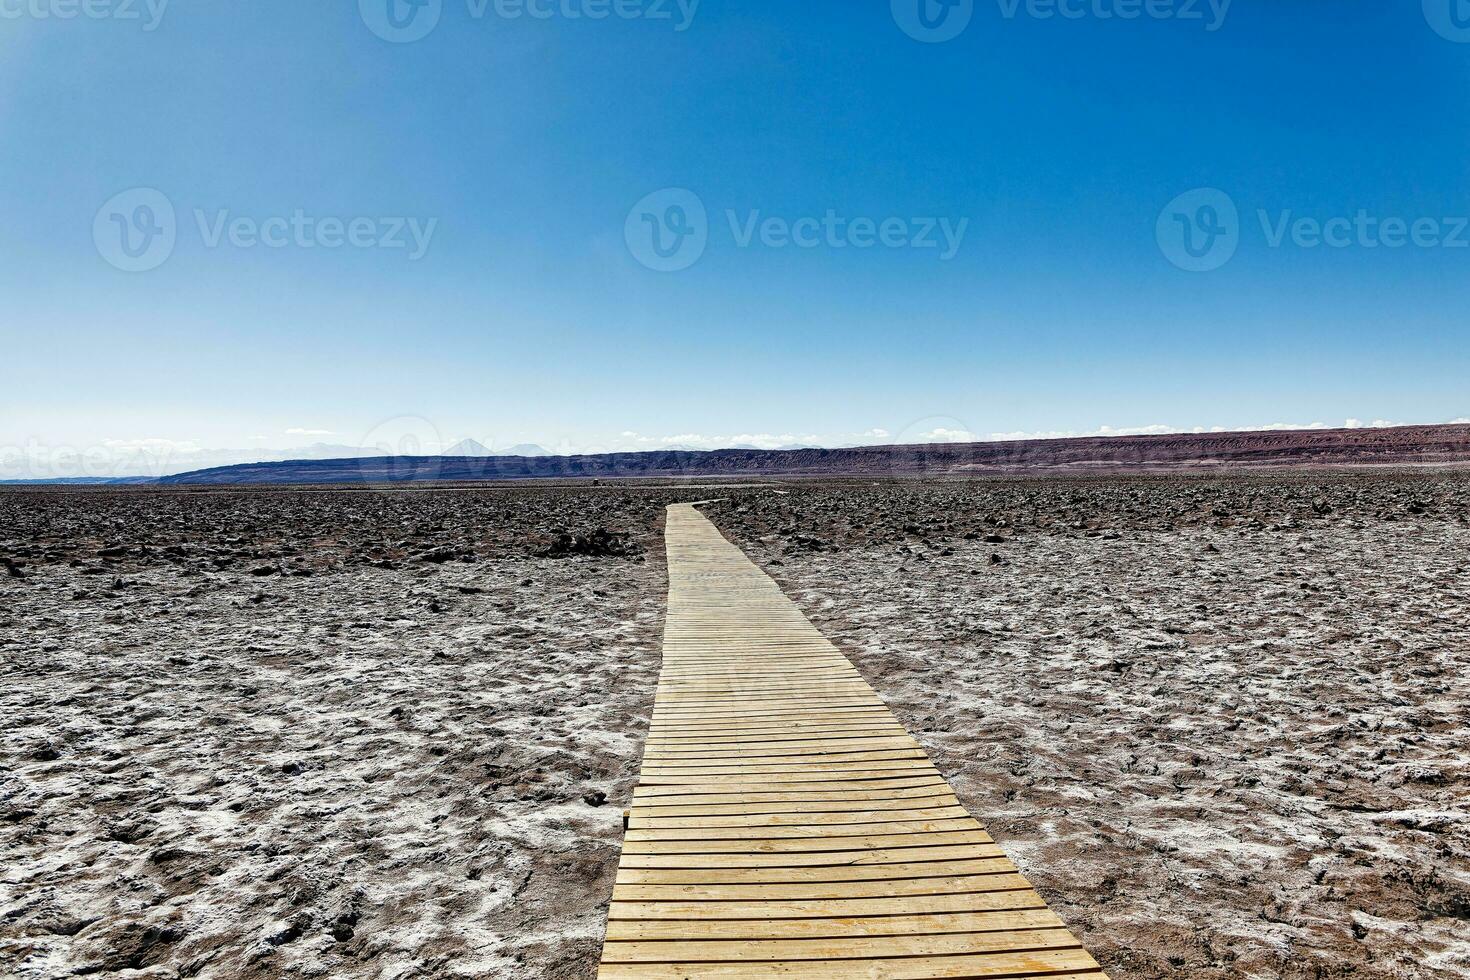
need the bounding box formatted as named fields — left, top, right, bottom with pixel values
left=151, top=424, right=1470, bottom=485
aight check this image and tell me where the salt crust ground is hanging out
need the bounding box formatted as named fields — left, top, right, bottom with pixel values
left=3, top=475, right=1468, bottom=979
left=709, top=475, right=1470, bottom=980
left=2, top=488, right=677, bottom=979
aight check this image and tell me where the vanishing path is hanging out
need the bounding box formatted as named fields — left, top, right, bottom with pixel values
left=597, top=504, right=1110, bottom=979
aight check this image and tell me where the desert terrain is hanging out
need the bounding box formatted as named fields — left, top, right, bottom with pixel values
left=3, top=474, right=1468, bottom=979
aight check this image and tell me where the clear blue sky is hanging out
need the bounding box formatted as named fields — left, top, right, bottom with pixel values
left=3, top=1, right=1469, bottom=474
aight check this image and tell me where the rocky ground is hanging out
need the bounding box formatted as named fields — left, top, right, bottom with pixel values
left=0, top=487, right=681, bottom=979
left=707, top=473, right=1470, bottom=980
left=2, top=475, right=1468, bottom=979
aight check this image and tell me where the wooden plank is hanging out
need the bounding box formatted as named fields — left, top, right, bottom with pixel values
left=599, top=928, right=1078, bottom=962
left=643, top=737, right=923, bottom=757
left=616, top=858, right=1016, bottom=885
left=596, top=504, right=1111, bottom=980
left=628, top=806, right=972, bottom=830
left=604, top=909, right=1064, bottom=942
left=617, top=844, right=1004, bottom=869
left=648, top=717, right=901, bottom=731
left=641, top=748, right=925, bottom=763
left=637, top=768, right=939, bottom=785
left=625, top=819, right=984, bottom=841
left=598, top=951, right=1105, bottom=978
left=632, top=782, right=951, bottom=804
left=638, top=761, right=936, bottom=778
left=607, top=890, right=1050, bottom=921
left=610, top=873, right=1039, bottom=902
left=625, top=793, right=963, bottom=817
left=620, top=831, right=997, bottom=854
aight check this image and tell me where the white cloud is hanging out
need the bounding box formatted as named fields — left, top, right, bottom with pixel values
left=102, top=437, right=205, bottom=453
left=617, top=431, right=821, bottom=451
left=1453, top=417, right=1470, bottom=425
left=917, top=427, right=978, bottom=443
left=285, top=427, right=336, bottom=437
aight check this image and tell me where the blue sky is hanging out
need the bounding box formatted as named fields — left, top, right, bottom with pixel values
left=3, top=1, right=1469, bottom=476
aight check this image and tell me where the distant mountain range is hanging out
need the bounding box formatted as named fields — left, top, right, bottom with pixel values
left=0, top=476, right=158, bottom=486
left=443, top=439, right=494, bottom=457
left=0, top=439, right=560, bottom=484
left=120, top=423, right=1470, bottom=486
left=444, top=439, right=552, bottom=457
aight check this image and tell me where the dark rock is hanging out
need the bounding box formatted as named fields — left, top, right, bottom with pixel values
left=266, top=915, right=311, bottom=946
left=539, top=529, right=641, bottom=559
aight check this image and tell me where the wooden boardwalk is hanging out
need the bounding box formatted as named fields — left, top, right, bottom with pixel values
left=597, top=504, right=1110, bottom=979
